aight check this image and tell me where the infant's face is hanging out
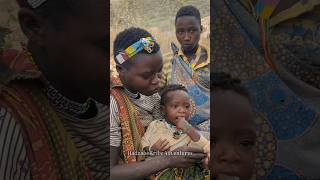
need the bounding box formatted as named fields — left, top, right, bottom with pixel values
left=162, top=90, right=191, bottom=125
left=211, top=91, right=256, bottom=180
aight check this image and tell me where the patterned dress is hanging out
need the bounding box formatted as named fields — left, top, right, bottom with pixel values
left=212, top=0, right=320, bottom=179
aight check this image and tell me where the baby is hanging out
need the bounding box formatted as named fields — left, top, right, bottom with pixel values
left=141, top=84, right=210, bottom=169
left=211, top=72, right=257, bottom=180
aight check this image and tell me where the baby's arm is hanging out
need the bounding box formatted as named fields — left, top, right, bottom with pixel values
left=188, top=132, right=209, bottom=150
left=188, top=134, right=210, bottom=169
left=176, top=118, right=201, bottom=142
left=141, top=121, right=170, bottom=152
left=176, top=118, right=210, bottom=168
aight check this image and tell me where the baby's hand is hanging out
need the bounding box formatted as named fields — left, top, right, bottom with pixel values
left=175, top=117, right=189, bottom=130
left=150, top=138, right=170, bottom=152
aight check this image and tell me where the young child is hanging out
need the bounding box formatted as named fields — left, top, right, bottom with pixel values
left=110, top=27, right=206, bottom=180
left=141, top=84, right=210, bottom=179
left=161, top=5, right=210, bottom=128
left=211, top=72, right=257, bottom=180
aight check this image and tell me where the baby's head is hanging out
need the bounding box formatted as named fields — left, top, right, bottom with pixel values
left=160, top=84, right=191, bottom=125
left=211, top=72, right=256, bottom=180
left=113, top=27, right=163, bottom=96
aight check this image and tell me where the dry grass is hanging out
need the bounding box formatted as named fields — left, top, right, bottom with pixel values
left=0, top=0, right=209, bottom=78
left=110, top=16, right=210, bottom=77
left=0, top=1, right=26, bottom=49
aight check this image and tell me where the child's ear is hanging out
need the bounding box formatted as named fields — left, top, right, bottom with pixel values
left=200, top=25, right=203, bottom=33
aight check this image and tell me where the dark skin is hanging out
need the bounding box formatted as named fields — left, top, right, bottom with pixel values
left=142, top=90, right=209, bottom=167
left=162, top=90, right=200, bottom=142
left=212, top=91, right=256, bottom=180
left=111, top=53, right=205, bottom=180
left=18, top=0, right=107, bottom=104
left=161, top=90, right=209, bottom=167
left=175, top=15, right=207, bottom=65
left=143, top=90, right=201, bottom=152
left=144, top=90, right=195, bottom=152
left=117, top=52, right=163, bottom=96
left=110, top=146, right=205, bottom=180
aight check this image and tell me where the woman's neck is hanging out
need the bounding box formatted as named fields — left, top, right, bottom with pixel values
left=123, top=87, right=140, bottom=99
left=28, top=44, right=88, bottom=104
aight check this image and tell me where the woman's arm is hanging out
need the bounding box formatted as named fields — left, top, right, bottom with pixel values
left=110, top=146, right=205, bottom=180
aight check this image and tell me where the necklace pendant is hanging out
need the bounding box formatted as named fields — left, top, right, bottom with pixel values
left=173, top=130, right=182, bottom=139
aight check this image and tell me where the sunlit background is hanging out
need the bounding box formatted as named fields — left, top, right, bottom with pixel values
left=110, top=0, right=210, bottom=78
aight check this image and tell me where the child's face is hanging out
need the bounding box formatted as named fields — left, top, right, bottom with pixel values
left=175, top=16, right=201, bottom=52
left=118, top=51, right=163, bottom=96
left=212, top=90, right=256, bottom=180
left=162, top=90, right=191, bottom=124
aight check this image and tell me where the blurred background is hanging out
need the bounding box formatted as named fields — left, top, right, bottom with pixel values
left=110, top=0, right=210, bottom=78
left=0, top=0, right=26, bottom=50
left=0, top=0, right=210, bottom=78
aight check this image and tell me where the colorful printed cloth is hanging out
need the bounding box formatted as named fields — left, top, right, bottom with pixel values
left=0, top=49, right=93, bottom=180
left=141, top=119, right=209, bottom=151
left=212, top=0, right=320, bottom=179
left=161, top=44, right=210, bottom=126
left=142, top=120, right=210, bottom=180
left=110, top=86, right=145, bottom=163
left=155, top=165, right=210, bottom=180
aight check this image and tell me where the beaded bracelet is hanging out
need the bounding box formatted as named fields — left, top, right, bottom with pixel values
left=182, top=123, right=193, bottom=133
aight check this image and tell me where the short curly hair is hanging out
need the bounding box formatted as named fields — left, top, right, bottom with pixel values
left=159, top=84, right=188, bottom=106
left=175, top=5, right=201, bottom=24
left=211, top=72, right=251, bottom=101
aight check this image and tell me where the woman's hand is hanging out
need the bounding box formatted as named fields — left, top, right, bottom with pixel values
left=167, top=146, right=206, bottom=168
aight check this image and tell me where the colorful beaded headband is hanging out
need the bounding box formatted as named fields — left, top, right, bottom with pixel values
left=255, top=0, right=280, bottom=19
left=116, top=37, right=158, bottom=64
left=17, top=0, right=47, bottom=9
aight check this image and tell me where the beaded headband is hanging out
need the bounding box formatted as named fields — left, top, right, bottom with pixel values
left=255, top=0, right=280, bottom=19
left=17, top=0, right=47, bottom=9
left=115, top=37, right=158, bottom=64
